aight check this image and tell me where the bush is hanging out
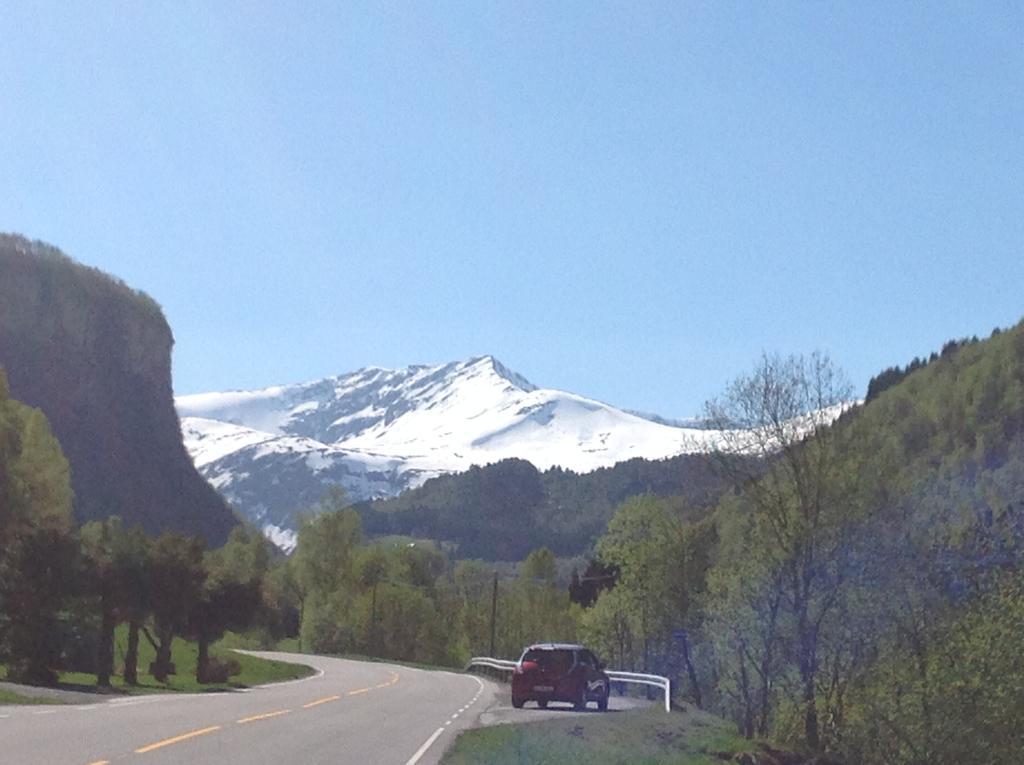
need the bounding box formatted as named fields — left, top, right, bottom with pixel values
left=197, top=656, right=242, bottom=684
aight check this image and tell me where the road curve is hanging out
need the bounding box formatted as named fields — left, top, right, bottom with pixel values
left=0, top=651, right=501, bottom=765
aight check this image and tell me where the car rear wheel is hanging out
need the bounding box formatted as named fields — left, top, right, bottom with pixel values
left=537, top=699, right=548, bottom=709
left=512, top=696, right=525, bottom=709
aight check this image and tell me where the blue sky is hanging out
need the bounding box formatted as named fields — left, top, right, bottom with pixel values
left=1, top=2, right=1022, bottom=417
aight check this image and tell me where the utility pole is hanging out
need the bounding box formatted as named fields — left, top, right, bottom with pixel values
left=371, top=583, right=377, bottom=647
left=489, top=570, right=498, bottom=657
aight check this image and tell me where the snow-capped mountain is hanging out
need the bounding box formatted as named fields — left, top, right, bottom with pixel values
left=176, top=356, right=726, bottom=550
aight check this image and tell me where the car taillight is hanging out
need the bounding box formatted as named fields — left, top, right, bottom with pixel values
left=516, top=660, right=538, bottom=674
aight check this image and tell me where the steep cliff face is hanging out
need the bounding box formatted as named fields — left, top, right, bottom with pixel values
left=0, top=233, right=236, bottom=545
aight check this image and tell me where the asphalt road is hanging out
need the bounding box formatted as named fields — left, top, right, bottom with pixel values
left=0, top=652, right=654, bottom=765
left=479, top=691, right=653, bottom=727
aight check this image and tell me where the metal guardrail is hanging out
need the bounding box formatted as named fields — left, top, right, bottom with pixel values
left=467, top=657, right=518, bottom=672
left=606, top=670, right=672, bottom=713
left=466, top=656, right=671, bottom=713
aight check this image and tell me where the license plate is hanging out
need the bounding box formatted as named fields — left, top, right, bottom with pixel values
left=533, top=685, right=554, bottom=692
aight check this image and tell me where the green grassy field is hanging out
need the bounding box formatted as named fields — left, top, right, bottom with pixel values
left=1, top=627, right=313, bottom=699
left=442, top=705, right=756, bottom=765
left=0, top=688, right=63, bottom=705
left=63, top=627, right=314, bottom=693
left=274, top=637, right=302, bottom=652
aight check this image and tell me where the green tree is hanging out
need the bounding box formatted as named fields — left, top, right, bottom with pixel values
left=706, top=494, right=786, bottom=737
left=580, top=586, right=634, bottom=671
left=293, top=493, right=362, bottom=597
left=356, top=546, right=391, bottom=650
left=590, top=495, right=714, bottom=706
left=292, top=491, right=363, bottom=653
left=0, top=370, right=76, bottom=684
left=357, top=582, right=447, bottom=663
left=188, top=526, right=267, bottom=683
left=450, top=560, right=496, bottom=658
left=705, top=352, right=854, bottom=751
left=521, top=547, right=557, bottom=584
left=80, top=517, right=149, bottom=687
left=146, top=532, right=205, bottom=682
left=395, top=543, right=446, bottom=593
left=497, top=548, right=579, bottom=658
left=262, top=557, right=303, bottom=647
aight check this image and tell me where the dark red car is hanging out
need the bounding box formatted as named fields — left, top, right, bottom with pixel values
left=511, top=643, right=610, bottom=711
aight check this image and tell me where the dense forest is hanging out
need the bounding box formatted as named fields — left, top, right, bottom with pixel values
left=358, top=451, right=740, bottom=560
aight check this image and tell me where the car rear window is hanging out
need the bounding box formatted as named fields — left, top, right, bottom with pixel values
left=522, top=648, right=574, bottom=673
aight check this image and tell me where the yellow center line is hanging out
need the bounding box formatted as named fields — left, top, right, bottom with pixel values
left=135, top=726, right=222, bottom=754
left=302, top=695, right=341, bottom=709
left=376, top=671, right=400, bottom=688
left=348, top=687, right=372, bottom=696
left=237, top=709, right=292, bottom=724
left=86, top=761, right=110, bottom=765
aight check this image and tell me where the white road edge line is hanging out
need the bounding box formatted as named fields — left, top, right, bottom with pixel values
left=404, top=675, right=484, bottom=765
left=253, top=666, right=325, bottom=689
left=405, top=727, right=445, bottom=765
left=103, top=694, right=206, bottom=708
left=232, top=650, right=326, bottom=689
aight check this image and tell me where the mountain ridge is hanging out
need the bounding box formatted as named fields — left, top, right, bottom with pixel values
left=177, top=356, right=726, bottom=549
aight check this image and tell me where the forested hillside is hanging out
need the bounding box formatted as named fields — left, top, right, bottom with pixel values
left=0, top=234, right=236, bottom=544
left=359, top=452, right=741, bottom=560
left=579, top=326, right=1024, bottom=764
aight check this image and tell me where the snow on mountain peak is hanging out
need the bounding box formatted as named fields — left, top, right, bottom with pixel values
left=176, top=356, right=537, bottom=441
left=471, top=355, right=537, bottom=393
left=176, top=356, right=726, bottom=548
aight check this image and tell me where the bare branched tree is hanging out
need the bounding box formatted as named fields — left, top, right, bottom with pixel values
left=704, top=351, right=855, bottom=752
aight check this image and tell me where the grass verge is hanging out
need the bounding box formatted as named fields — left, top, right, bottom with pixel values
left=441, top=705, right=755, bottom=765
left=65, top=627, right=313, bottom=694
left=0, top=688, right=63, bottom=705
left=2, top=628, right=313, bottom=697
